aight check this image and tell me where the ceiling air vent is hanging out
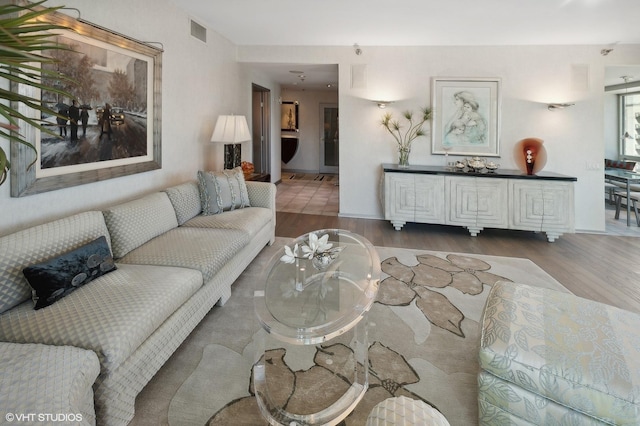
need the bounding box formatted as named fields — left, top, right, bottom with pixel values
left=190, top=19, right=206, bottom=43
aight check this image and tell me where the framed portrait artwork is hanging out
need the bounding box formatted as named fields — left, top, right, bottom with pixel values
left=431, top=77, right=501, bottom=157
left=281, top=101, right=299, bottom=132
left=10, top=8, right=163, bottom=197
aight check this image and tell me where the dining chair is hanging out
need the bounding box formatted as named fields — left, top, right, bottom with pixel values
left=614, top=190, right=640, bottom=226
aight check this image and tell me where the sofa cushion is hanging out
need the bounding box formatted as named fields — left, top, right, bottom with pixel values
left=164, top=181, right=202, bottom=225
left=198, top=168, right=250, bottom=215
left=478, top=371, right=608, bottom=426
left=116, top=228, right=249, bottom=283
left=0, top=264, right=203, bottom=373
left=0, top=211, right=111, bottom=315
left=245, top=181, right=277, bottom=209
left=103, top=192, right=179, bottom=259
left=182, top=206, right=272, bottom=238
left=0, top=342, right=100, bottom=426
left=479, top=281, right=640, bottom=425
left=23, top=236, right=117, bottom=310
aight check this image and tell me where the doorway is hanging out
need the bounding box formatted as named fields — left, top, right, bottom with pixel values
left=320, top=103, right=338, bottom=174
left=251, top=84, right=271, bottom=176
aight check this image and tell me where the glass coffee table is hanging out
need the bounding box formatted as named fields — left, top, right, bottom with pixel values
left=253, top=229, right=380, bottom=426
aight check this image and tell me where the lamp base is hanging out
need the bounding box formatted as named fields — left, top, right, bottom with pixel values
left=224, top=143, right=241, bottom=170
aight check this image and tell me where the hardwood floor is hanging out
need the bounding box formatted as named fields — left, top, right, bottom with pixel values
left=275, top=212, right=640, bottom=315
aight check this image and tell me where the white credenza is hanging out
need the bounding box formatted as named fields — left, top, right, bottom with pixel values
left=382, top=164, right=576, bottom=242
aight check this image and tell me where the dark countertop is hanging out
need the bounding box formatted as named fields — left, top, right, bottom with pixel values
left=382, top=164, right=577, bottom=181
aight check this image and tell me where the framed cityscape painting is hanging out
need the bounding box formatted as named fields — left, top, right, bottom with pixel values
left=11, top=8, right=162, bottom=196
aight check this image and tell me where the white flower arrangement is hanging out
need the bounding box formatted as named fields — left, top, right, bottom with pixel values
left=281, top=232, right=343, bottom=269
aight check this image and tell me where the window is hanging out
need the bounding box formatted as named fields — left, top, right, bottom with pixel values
left=620, top=91, right=640, bottom=159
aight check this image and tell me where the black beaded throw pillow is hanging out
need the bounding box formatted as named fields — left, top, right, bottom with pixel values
left=23, top=236, right=117, bottom=310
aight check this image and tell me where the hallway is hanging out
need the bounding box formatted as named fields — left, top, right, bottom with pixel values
left=276, top=173, right=339, bottom=216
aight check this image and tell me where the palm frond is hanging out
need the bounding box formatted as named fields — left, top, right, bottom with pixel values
left=0, top=0, right=73, bottom=185
left=0, top=144, right=8, bottom=185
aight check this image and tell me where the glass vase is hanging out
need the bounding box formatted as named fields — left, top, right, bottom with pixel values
left=398, top=147, right=410, bottom=168
left=312, top=253, right=338, bottom=270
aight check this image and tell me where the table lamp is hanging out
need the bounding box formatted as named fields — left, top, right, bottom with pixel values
left=211, top=115, right=251, bottom=169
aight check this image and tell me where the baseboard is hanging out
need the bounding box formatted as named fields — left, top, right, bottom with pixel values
left=575, top=228, right=606, bottom=234
left=338, top=212, right=384, bottom=220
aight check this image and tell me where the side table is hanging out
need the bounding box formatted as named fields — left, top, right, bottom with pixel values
left=254, top=229, right=380, bottom=425
left=245, top=172, right=271, bottom=182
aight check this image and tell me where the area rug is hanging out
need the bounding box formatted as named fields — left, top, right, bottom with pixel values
left=130, top=238, right=569, bottom=426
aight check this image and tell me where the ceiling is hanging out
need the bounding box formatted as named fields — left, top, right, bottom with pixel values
left=604, top=66, right=640, bottom=89
left=172, top=0, right=640, bottom=90
left=244, top=63, right=340, bottom=92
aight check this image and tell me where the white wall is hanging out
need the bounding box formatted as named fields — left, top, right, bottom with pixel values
left=239, top=44, right=640, bottom=233
left=3, top=4, right=640, bottom=235
left=0, top=0, right=258, bottom=235
left=280, top=89, right=339, bottom=173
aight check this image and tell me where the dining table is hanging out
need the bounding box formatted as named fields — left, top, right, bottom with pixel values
left=605, top=168, right=640, bottom=226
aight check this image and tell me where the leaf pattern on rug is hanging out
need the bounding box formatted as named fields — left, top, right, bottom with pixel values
left=414, top=286, right=466, bottom=337
left=207, top=342, right=439, bottom=425
left=207, top=252, right=512, bottom=424
left=367, top=342, right=419, bottom=391
left=379, top=253, right=512, bottom=337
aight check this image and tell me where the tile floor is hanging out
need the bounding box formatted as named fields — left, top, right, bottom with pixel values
left=276, top=173, right=339, bottom=216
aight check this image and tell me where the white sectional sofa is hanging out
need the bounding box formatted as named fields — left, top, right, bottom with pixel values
left=0, top=177, right=276, bottom=425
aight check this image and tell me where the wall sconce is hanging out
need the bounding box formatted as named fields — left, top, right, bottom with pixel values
left=211, top=115, right=251, bottom=169
left=373, top=100, right=393, bottom=109
left=547, top=104, right=575, bottom=111
left=547, top=103, right=575, bottom=111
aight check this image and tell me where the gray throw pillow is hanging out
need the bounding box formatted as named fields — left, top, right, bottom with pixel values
left=198, top=167, right=251, bottom=215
